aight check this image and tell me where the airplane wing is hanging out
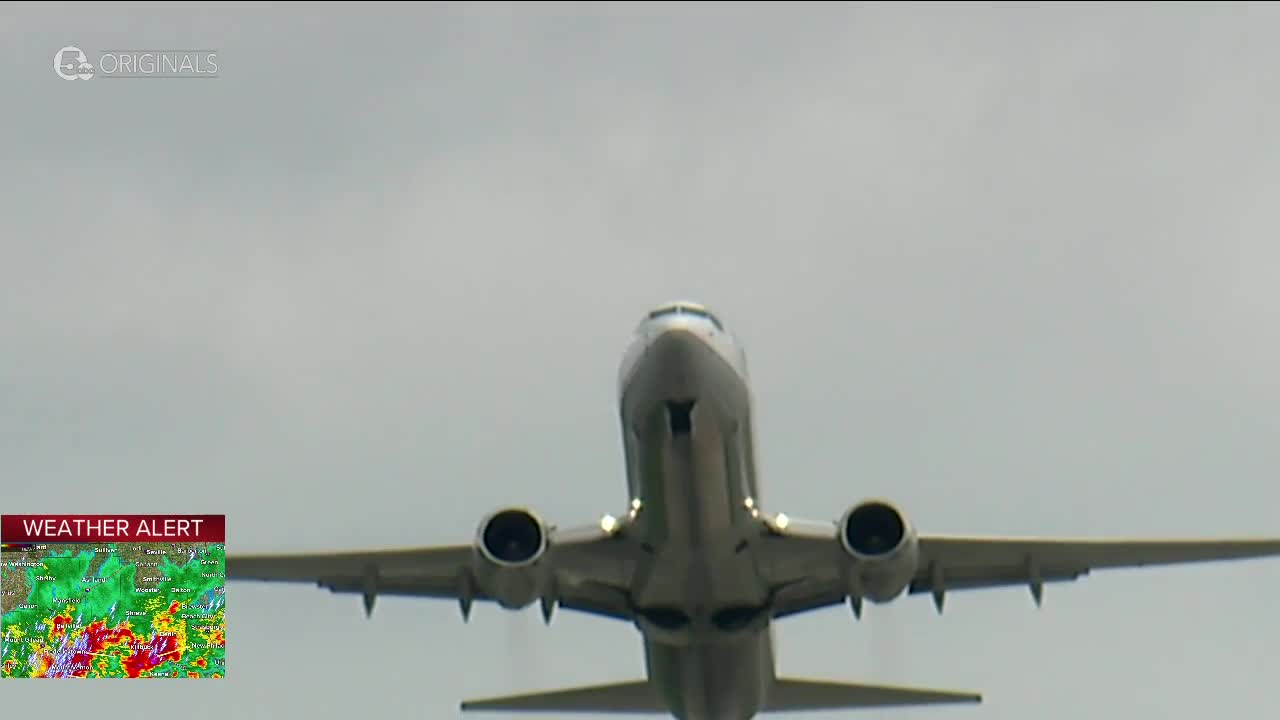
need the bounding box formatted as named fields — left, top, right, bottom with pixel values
left=227, top=519, right=641, bottom=621
left=755, top=515, right=1280, bottom=617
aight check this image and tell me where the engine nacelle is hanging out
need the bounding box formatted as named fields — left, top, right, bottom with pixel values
left=472, top=507, right=550, bottom=610
left=838, top=500, right=920, bottom=603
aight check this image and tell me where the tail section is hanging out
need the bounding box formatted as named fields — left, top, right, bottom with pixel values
left=459, top=677, right=980, bottom=715
left=765, top=677, right=982, bottom=712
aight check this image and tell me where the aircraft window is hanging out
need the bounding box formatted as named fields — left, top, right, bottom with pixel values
left=646, top=304, right=723, bottom=331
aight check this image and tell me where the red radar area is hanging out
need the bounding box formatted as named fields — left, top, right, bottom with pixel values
left=1, top=514, right=226, bottom=679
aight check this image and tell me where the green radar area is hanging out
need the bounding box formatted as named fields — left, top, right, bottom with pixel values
left=1, top=514, right=225, bottom=678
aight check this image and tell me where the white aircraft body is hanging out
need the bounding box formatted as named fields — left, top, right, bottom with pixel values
left=228, top=301, right=1280, bottom=718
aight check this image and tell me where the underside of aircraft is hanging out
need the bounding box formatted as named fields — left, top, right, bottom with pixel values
left=227, top=301, right=1280, bottom=719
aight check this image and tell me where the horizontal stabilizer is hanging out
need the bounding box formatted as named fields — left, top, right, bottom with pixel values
left=765, top=677, right=982, bottom=712
left=461, top=680, right=663, bottom=713
left=459, top=677, right=980, bottom=714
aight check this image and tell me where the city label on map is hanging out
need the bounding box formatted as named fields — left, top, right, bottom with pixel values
left=1, top=514, right=225, bottom=679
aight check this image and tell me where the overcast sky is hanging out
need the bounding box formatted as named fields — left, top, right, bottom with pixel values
left=4, top=2, right=1280, bottom=718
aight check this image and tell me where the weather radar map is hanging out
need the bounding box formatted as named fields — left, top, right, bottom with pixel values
left=1, top=514, right=225, bottom=679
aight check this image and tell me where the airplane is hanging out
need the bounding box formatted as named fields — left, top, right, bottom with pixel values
left=228, top=300, right=1280, bottom=719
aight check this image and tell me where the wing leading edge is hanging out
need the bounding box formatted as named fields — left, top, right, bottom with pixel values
left=756, top=515, right=1280, bottom=618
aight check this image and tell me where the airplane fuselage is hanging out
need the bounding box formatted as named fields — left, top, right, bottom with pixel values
left=223, top=299, right=1280, bottom=718
left=617, top=302, right=774, bottom=720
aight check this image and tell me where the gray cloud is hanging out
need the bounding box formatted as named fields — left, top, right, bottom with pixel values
left=4, top=3, right=1280, bottom=718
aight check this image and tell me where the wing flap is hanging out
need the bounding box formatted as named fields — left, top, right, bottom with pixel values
left=461, top=680, right=662, bottom=713
left=765, top=677, right=981, bottom=712
left=317, top=574, right=634, bottom=620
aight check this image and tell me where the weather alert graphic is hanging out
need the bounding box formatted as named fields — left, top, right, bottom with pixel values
left=1, top=514, right=225, bottom=678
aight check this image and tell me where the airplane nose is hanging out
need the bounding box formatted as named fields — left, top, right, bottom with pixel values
left=617, top=305, right=747, bottom=397
left=646, top=325, right=708, bottom=366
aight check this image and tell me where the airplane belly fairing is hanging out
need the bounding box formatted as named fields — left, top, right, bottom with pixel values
left=619, top=323, right=770, bottom=635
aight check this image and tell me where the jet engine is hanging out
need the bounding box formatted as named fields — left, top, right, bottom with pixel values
left=838, top=500, right=920, bottom=603
left=472, top=507, right=550, bottom=609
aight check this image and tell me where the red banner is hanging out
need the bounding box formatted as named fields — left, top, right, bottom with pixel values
left=0, top=514, right=225, bottom=543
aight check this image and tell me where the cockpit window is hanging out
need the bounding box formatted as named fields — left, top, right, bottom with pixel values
left=647, top=303, right=723, bottom=331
